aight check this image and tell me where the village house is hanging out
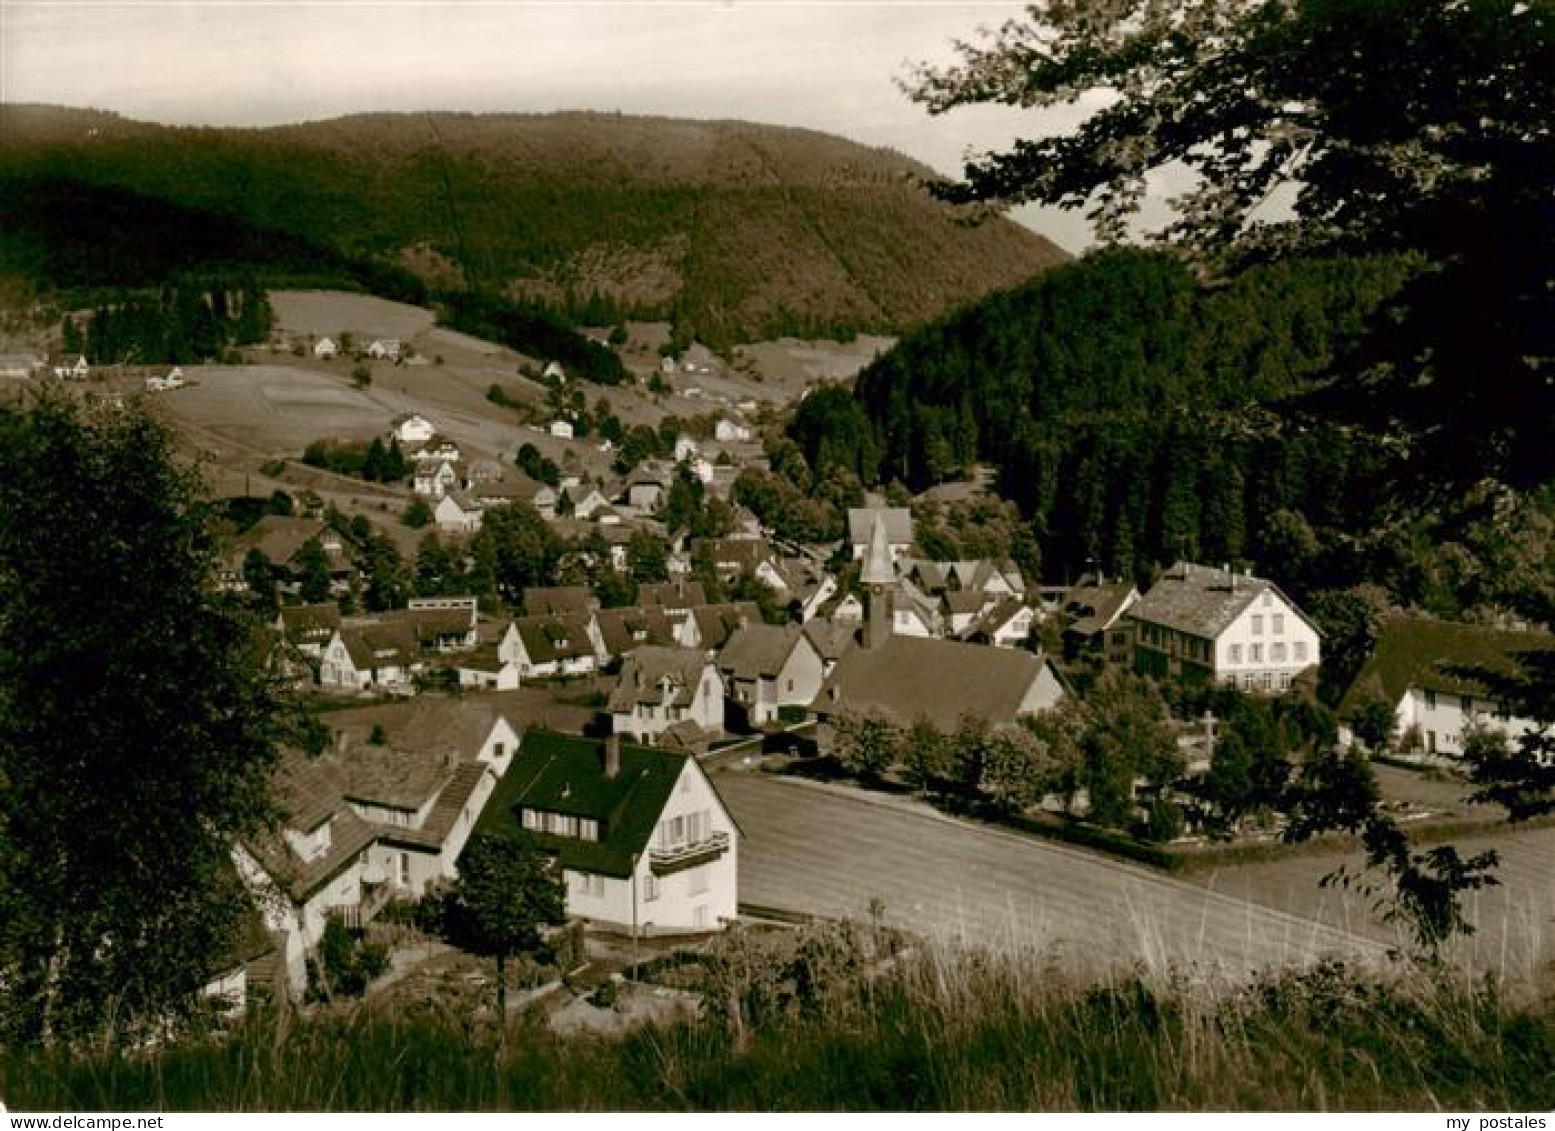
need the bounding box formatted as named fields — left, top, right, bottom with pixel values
left=51, top=354, right=90, bottom=380
left=963, top=598, right=1037, bottom=649
left=143, top=367, right=184, bottom=392
left=392, top=413, right=437, bottom=448
left=717, top=623, right=825, bottom=728
left=274, top=602, right=343, bottom=659
left=479, top=732, right=739, bottom=935
left=222, top=516, right=356, bottom=596
left=456, top=645, right=523, bottom=691
left=608, top=647, right=725, bottom=742
left=414, top=458, right=463, bottom=500
left=433, top=491, right=484, bottom=535
left=318, top=619, right=420, bottom=692
left=313, top=338, right=338, bottom=360
left=713, top=418, right=752, bottom=443
left=367, top=339, right=402, bottom=361
left=235, top=700, right=520, bottom=996
left=1130, top=562, right=1321, bottom=693
left=548, top=420, right=575, bottom=440
left=413, top=437, right=462, bottom=465
left=472, top=473, right=557, bottom=518
left=594, top=606, right=679, bottom=661
left=406, top=596, right=480, bottom=653
left=679, top=602, right=763, bottom=653
left=847, top=506, right=914, bottom=562
left=1061, top=578, right=1141, bottom=671
left=498, top=614, right=602, bottom=679
left=1337, top=616, right=1554, bottom=761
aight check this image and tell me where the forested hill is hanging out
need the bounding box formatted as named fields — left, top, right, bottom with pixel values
left=0, top=104, right=1068, bottom=347
left=792, top=248, right=1420, bottom=585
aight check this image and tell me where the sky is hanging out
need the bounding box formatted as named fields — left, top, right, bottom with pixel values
left=0, top=1, right=1124, bottom=252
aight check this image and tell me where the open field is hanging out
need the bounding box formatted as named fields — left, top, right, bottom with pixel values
left=733, top=334, right=895, bottom=395
left=1187, top=824, right=1554, bottom=985
left=270, top=290, right=436, bottom=340
left=713, top=770, right=1387, bottom=981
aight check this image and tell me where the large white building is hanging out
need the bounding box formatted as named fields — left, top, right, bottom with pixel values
left=1130, top=562, right=1321, bottom=693
left=484, top=733, right=739, bottom=935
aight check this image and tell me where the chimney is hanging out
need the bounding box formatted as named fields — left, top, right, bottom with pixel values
left=604, top=733, right=621, bottom=779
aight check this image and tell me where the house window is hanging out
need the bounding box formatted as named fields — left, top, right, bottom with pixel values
left=1262, top=592, right=1272, bottom=606
left=579, top=818, right=599, bottom=842
left=644, top=874, right=660, bottom=902
left=1272, top=614, right=1284, bottom=635
left=493, top=742, right=505, bottom=759
left=1294, top=641, right=1307, bottom=663
left=1424, top=689, right=1436, bottom=710
left=1271, top=642, right=1286, bottom=663
left=1229, top=644, right=1243, bottom=664
left=398, top=852, right=411, bottom=887
left=521, top=808, right=540, bottom=831
left=1249, top=643, right=1262, bottom=663
left=1251, top=615, right=1263, bottom=635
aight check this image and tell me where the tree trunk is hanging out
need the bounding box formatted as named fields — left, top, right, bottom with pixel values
left=496, top=951, right=507, bottom=1018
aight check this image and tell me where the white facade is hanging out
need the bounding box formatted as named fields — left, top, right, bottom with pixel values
left=394, top=413, right=436, bottom=447
left=1211, top=592, right=1321, bottom=693
left=549, top=420, right=575, bottom=439
left=612, top=664, right=725, bottom=741
left=1392, top=687, right=1545, bottom=760
left=562, top=760, right=739, bottom=934
left=434, top=494, right=484, bottom=534
left=313, top=338, right=338, bottom=359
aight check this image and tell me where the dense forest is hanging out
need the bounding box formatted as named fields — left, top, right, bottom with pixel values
left=60, top=277, right=273, bottom=365
left=790, top=248, right=1554, bottom=634
left=0, top=105, right=1067, bottom=349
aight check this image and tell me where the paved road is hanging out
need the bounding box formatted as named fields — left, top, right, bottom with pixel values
left=715, top=770, right=1387, bottom=981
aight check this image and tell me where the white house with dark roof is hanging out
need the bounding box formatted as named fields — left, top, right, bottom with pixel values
left=392, top=413, right=436, bottom=447
left=1337, top=616, right=1553, bottom=760
left=1130, top=562, right=1320, bottom=693
left=608, top=647, right=725, bottom=742
left=434, top=492, right=484, bottom=535
left=716, top=623, right=825, bottom=727
left=499, top=614, right=602, bottom=678
left=480, top=733, right=738, bottom=934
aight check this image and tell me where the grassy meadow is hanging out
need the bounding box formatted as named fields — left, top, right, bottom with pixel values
left=4, top=929, right=1551, bottom=1112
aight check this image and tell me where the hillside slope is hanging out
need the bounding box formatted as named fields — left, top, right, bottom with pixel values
left=0, top=105, right=1069, bottom=347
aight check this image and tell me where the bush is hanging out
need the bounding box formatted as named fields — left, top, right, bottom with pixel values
left=404, top=498, right=432, bottom=528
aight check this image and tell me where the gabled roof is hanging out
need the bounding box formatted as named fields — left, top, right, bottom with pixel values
left=848, top=506, right=913, bottom=548
left=639, top=580, right=707, bottom=609
left=478, top=731, right=705, bottom=877
left=511, top=614, right=596, bottom=663
left=942, top=588, right=990, bottom=616
left=1063, top=581, right=1140, bottom=638
left=595, top=606, right=677, bottom=655
left=522, top=586, right=596, bottom=617
left=338, top=619, right=418, bottom=669
left=229, top=516, right=330, bottom=568
left=608, top=646, right=716, bottom=711
left=718, top=623, right=808, bottom=681
left=405, top=604, right=476, bottom=642
left=966, top=597, right=1032, bottom=639
left=1131, top=562, right=1314, bottom=641
left=325, top=697, right=516, bottom=763
left=803, top=617, right=859, bottom=663
left=277, top=602, right=342, bottom=641
left=688, top=602, right=762, bottom=650
left=1338, top=615, right=1555, bottom=716
left=814, top=635, right=1053, bottom=732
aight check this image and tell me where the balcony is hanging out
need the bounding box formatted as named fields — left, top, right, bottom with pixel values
left=649, top=831, right=731, bottom=876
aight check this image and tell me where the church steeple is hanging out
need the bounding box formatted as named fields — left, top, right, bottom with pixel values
left=861, top=513, right=894, bottom=650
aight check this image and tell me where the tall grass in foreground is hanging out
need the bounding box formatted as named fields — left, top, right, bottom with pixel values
left=4, top=940, right=1552, bottom=1111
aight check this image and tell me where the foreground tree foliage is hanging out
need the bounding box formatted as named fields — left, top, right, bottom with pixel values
left=444, top=834, right=566, bottom=1016
left=0, top=392, right=283, bottom=1046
